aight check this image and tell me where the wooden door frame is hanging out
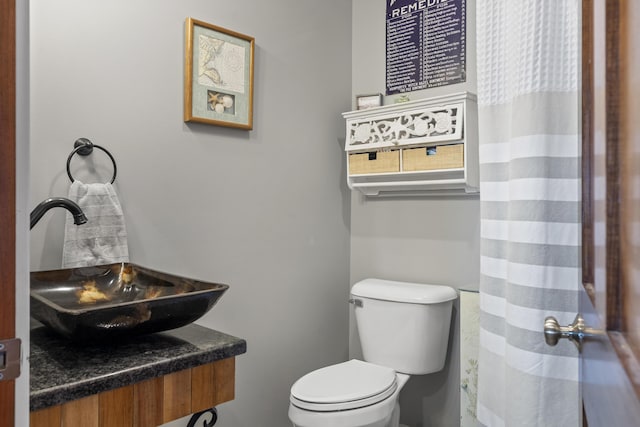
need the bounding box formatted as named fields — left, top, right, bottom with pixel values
left=582, top=0, right=594, bottom=292
left=0, top=0, right=17, bottom=425
left=582, top=0, right=640, bottom=398
left=581, top=0, right=623, bottom=319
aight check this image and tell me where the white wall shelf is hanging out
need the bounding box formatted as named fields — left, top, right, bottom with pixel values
left=343, top=92, right=478, bottom=197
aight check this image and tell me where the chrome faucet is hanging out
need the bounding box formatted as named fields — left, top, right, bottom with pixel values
left=30, top=197, right=87, bottom=229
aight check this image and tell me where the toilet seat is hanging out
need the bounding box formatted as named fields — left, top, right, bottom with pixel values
left=290, top=359, right=397, bottom=412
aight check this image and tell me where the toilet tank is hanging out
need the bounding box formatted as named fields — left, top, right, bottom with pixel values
left=351, top=278, right=457, bottom=375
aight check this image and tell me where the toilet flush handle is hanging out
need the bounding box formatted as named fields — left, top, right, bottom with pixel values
left=348, top=298, right=363, bottom=308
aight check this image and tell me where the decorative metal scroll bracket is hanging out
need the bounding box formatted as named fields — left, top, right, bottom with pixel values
left=187, top=407, right=218, bottom=427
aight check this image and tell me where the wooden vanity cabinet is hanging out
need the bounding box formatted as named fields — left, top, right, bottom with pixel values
left=29, top=357, right=235, bottom=427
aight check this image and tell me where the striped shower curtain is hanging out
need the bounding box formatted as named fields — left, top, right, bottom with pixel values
left=476, top=1, right=581, bottom=426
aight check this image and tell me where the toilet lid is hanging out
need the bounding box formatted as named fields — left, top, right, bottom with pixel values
left=290, top=359, right=397, bottom=412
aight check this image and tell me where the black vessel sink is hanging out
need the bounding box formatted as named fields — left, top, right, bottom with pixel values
left=30, top=263, right=229, bottom=341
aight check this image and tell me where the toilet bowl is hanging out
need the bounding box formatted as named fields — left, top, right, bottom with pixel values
left=288, top=360, right=410, bottom=427
left=288, top=278, right=457, bottom=427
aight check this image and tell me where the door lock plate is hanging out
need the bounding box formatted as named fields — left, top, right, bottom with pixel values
left=0, top=338, right=21, bottom=381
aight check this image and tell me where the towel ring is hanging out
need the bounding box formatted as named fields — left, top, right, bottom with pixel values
left=66, top=138, right=117, bottom=184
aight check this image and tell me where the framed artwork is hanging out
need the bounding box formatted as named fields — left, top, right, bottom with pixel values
left=356, top=93, right=383, bottom=110
left=184, top=18, right=255, bottom=130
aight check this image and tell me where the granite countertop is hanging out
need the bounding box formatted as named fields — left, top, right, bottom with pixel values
left=30, top=322, right=247, bottom=411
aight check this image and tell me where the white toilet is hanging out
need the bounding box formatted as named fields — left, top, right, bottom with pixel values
left=288, top=278, right=457, bottom=427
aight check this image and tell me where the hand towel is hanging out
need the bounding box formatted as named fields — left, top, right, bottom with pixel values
left=62, top=180, right=129, bottom=268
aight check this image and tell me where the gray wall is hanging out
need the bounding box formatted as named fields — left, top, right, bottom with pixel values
left=350, top=1, right=480, bottom=426
left=29, top=1, right=351, bottom=426
left=16, top=0, right=31, bottom=424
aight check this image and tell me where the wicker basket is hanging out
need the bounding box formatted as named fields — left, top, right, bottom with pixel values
left=349, top=150, right=400, bottom=175
left=402, top=144, right=464, bottom=171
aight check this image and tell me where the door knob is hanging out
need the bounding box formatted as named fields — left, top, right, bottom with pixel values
left=543, top=313, right=599, bottom=352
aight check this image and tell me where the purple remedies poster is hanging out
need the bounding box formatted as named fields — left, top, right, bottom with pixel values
left=386, top=0, right=466, bottom=95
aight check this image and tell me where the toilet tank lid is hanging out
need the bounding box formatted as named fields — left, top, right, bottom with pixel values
left=351, top=278, right=457, bottom=304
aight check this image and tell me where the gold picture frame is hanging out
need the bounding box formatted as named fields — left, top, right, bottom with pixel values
left=184, top=18, right=255, bottom=130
